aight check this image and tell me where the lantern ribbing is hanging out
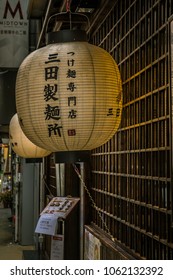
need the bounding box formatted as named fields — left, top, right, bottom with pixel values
left=16, top=30, right=122, bottom=152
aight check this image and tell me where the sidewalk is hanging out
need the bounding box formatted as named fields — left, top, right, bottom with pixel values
left=0, top=203, right=34, bottom=260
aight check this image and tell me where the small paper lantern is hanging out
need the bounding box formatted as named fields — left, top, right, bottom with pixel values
left=16, top=30, right=122, bottom=152
left=9, top=113, right=52, bottom=158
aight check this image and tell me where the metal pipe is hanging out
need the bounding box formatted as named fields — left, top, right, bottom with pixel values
left=80, top=162, right=85, bottom=260
left=52, top=2, right=67, bottom=31
left=39, top=160, right=44, bottom=212
left=36, top=0, right=53, bottom=49
left=55, top=163, right=65, bottom=196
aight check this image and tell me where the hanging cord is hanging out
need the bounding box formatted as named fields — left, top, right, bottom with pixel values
left=72, top=163, right=115, bottom=242
left=42, top=175, right=54, bottom=198
left=66, top=0, right=71, bottom=12
left=66, top=0, right=72, bottom=30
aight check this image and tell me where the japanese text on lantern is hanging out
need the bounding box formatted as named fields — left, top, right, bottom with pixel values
left=66, top=51, right=77, bottom=137
left=43, top=51, right=77, bottom=138
left=44, top=53, right=62, bottom=137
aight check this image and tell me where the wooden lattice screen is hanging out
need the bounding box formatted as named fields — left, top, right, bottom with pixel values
left=90, top=0, right=173, bottom=259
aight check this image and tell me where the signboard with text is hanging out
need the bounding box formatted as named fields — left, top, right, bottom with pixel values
left=0, top=0, right=29, bottom=68
left=35, top=197, right=80, bottom=236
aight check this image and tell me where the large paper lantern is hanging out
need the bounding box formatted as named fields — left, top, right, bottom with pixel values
left=9, top=114, right=52, bottom=158
left=16, top=30, right=122, bottom=152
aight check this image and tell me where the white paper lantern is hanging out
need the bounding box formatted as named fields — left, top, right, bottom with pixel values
left=16, top=30, right=122, bottom=152
left=9, top=113, right=52, bottom=158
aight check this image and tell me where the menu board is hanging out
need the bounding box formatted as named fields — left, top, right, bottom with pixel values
left=35, top=197, right=80, bottom=236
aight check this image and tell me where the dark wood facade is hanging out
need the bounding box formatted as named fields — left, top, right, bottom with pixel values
left=90, top=0, right=173, bottom=259
left=44, top=0, right=173, bottom=260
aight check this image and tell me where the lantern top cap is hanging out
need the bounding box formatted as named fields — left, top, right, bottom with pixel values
left=46, top=29, right=87, bottom=44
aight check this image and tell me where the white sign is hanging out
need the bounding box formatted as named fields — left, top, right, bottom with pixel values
left=35, top=213, right=60, bottom=236
left=50, top=235, right=64, bottom=260
left=0, top=0, right=29, bottom=68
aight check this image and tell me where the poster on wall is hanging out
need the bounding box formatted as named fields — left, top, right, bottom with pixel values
left=0, top=0, right=29, bottom=68
left=84, top=229, right=101, bottom=260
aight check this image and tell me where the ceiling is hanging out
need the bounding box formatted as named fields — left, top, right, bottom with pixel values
left=27, top=0, right=115, bottom=47
left=28, top=0, right=102, bottom=22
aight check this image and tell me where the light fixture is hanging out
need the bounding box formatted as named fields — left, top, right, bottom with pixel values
left=15, top=23, right=122, bottom=154
left=9, top=113, right=52, bottom=158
